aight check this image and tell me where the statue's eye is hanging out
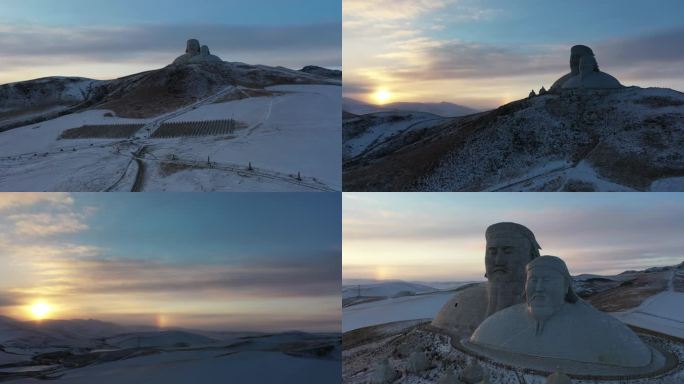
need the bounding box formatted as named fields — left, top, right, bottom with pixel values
left=488, top=248, right=497, bottom=255
left=503, top=247, right=512, bottom=254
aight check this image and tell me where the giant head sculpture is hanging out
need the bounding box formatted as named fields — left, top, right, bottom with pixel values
left=525, top=255, right=578, bottom=333
left=485, top=222, right=540, bottom=283
left=484, top=222, right=541, bottom=316
left=569, top=45, right=596, bottom=75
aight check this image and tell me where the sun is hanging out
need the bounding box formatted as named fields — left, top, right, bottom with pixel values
left=372, top=89, right=392, bottom=105
left=30, top=301, right=52, bottom=320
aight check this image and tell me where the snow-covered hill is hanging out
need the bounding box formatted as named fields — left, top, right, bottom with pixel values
left=343, top=111, right=442, bottom=162
left=0, top=61, right=341, bottom=191
left=0, top=77, right=102, bottom=131
left=344, top=87, right=684, bottom=191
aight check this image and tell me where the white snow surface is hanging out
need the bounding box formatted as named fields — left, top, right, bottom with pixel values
left=614, top=291, right=684, bottom=339
left=487, top=160, right=636, bottom=192
left=613, top=270, right=684, bottom=339
left=343, top=112, right=440, bottom=160
left=11, top=350, right=339, bottom=384
left=0, top=84, right=340, bottom=191
left=342, top=291, right=455, bottom=332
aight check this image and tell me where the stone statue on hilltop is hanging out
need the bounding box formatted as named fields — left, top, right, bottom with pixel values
left=562, top=54, right=622, bottom=89
left=173, top=39, right=223, bottom=65
left=549, top=45, right=595, bottom=91
left=432, top=222, right=541, bottom=336
left=550, top=45, right=622, bottom=91
left=467, top=255, right=654, bottom=369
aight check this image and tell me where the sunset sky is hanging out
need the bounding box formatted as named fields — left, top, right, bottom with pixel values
left=344, top=0, right=684, bottom=109
left=0, top=0, right=340, bottom=85
left=344, top=193, right=684, bottom=283
left=0, top=193, right=341, bottom=332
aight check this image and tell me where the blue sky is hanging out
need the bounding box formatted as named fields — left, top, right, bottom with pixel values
left=424, top=0, right=684, bottom=44
left=344, top=0, right=684, bottom=108
left=2, top=0, right=340, bottom=26
left=344, top=193, right=684, bottom=282
left=72, top=193, right=341, bottom=264
left=0, top=0, right=341, bottom=84
left=0, top=193, right=341, bottom=332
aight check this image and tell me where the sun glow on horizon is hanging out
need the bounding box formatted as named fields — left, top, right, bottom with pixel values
left=372, top=88, right=392, bottom=105
left=30, top=301, right=52, bottom=320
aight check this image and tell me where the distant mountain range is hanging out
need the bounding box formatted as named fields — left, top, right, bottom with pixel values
left=343, top=97, right=479, bottom=117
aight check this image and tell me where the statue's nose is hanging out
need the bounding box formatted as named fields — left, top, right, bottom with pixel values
left=535, top=279, right=545, bottom=291
left=495, top=249, right=505, bottom=264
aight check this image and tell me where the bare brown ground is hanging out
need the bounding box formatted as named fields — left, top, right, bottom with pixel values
left=211, top=89, right=282, bottom=104
left=59, top=124, right=143, bottom=139
left=159, top=162, right=197, bottom=177
left=588, top=271, right=670, bottom=312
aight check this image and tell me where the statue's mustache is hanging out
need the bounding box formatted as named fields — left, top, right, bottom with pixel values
left=529, top=294, right=548, bottom=303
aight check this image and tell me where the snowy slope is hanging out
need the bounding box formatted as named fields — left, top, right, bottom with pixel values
left=344, top=87, right=684, bottom=191
left=342, top=291, right=454, bottom=332
left=343, top=111, right=442, bottom=161
left=612, top=268, right=684, bottom=338
left=614, top=291, right=684, bottom=339
left=0, top=77, right=102, bottom=131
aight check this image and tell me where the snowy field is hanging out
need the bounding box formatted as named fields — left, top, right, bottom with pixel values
left=342, top=291, right=455, bottom=332
left=10, top=350, right=340, bottom=384
left=614, top=291, right=684, bottom=339
left=0, top=84, right=341, bottom=191
left=0, top=315, right=341, bottom=383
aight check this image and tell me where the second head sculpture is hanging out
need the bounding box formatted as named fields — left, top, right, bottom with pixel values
left=484, top=222, right=541, bottom=317
left=524, top=255, right=579, bottom=333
